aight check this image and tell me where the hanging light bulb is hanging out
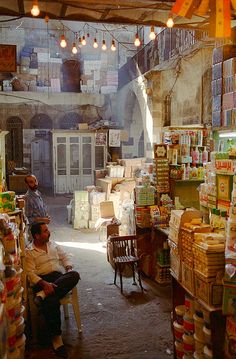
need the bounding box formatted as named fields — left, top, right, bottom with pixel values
left=81, top=36, right=86, bottom=46
left=166, top=15, right=174, bottom=28
left=93, top=38, right=98, bottom=48
left=102, top=39, right=107, bottom=51
left=60, top=34, right=67, bottom=48
left=134, top=33, right=141, bottom=47
left=31, top=0, right=40, bottom=16
left=44, top=14, right=49, bottom=23
left=72, top=42, right=78, bottom=54
left=111, top=39, right=116, bottom=51
left=87, top=33, right=90, bottom=38
left=149, top=25, right=156, bottom=40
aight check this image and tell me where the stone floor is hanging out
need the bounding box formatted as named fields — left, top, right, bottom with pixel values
left=25, top=194, right=173, bottom=359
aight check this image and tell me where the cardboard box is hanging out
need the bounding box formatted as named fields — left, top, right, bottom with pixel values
left=79, top=123, right=88, bottom=130
left=100, top=201, right=115, bottom=218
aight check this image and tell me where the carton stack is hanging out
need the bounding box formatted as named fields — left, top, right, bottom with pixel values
left=211, top=45, right=236, bottom=127
left=88, top=191, right=106, bottom=229
left=117, top=158, right=146, bottom=178
left=73, top=191, right=90, bottom=229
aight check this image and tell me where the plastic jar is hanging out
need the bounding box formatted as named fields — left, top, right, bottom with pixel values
left=185, top=295, right=194, bottom=316
left=193, top=313, right=204, bottom=341
left=175, top=305, right=185, bottom=325
left=203, top=345, right=213, bottom=359
left=7, top=322, right=16, bottom=351
left=15, top=316, right=25, bottom=338
left=183, top=333, right=195, bottom=353
left=175, top=340, right=184, bottom=359
left=193, top=333, right=205, bottom=354
left=203, top=326, right=212, bottom=346
left=173, top=320, right=184, bottom=341
left=183, top=353, right=194, bottom=359
left=193, top=351, right=204, bottom=359
left=183, top=314, right=195, bottom=334
left=14, top=297, right=22, bottom=319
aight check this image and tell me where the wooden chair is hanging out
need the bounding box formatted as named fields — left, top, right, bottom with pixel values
left=109, top=235, right=143, bottom=294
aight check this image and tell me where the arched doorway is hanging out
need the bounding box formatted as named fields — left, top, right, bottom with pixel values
left=6, top=116, right=23, bottom=170
left=30, top=113, right=53, bottom=129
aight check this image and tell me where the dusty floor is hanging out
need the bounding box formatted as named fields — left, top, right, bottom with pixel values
left=25, top=194, right=173, bottom=359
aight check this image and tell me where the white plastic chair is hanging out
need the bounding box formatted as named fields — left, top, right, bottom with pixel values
left=28, top=285, right=82, bottom=342
left=60, top=286, right=82, bottom=333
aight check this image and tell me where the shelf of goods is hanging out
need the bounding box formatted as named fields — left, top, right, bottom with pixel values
left=211, top=44, right=236, bottom=129
left=168, top=209, right=226, bottom=359
left=0, top=198, right=26, bottom=359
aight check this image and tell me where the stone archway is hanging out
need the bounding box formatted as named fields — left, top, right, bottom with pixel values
left=30, top=113, right=53, bottom=129
left=59, top=112, right=83, bottom=129
left=118, top=78, right=153, bottom=160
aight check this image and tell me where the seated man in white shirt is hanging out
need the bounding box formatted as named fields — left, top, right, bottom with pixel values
left=25, top=221, right=80, bottom=358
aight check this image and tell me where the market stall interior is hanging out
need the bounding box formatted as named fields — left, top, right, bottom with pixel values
left=3, top=1, right=236, bottom=359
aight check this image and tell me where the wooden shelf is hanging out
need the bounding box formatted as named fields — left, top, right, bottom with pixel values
left=171, top=275, right=225, bottom=359
left=170, top=179, right=204, bottom=183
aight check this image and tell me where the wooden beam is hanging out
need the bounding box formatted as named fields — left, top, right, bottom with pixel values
left=18, top=0, right=25, bottom=15
left=60, top=3, right=67, bottom=18
left=100, top=8, right=110, bottom=20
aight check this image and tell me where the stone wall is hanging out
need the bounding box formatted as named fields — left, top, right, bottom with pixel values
left=116, top=46, right=213, bottom=159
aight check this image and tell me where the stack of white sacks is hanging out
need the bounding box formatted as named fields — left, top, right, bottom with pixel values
left=89, top=191, right=106, bottom=229
left=73, top=191, right=90, bottom=229
left=72, top=184, right=136, bottom=234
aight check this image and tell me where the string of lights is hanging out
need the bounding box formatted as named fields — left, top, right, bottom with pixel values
left=28, top=0, right=179, bottom=53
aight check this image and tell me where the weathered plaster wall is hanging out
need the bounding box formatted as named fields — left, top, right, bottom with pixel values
left=117, top=46, right=213, bottom=160
left=117, top=76, right=153, bottom=160
left=160, top=47, right=212, bottom=126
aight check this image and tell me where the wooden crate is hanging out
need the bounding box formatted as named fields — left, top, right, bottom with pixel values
left=194, top=270, right=223, bottom=307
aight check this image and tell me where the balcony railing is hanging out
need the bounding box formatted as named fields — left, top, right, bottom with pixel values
left=118, top=28, right=209, bottom=89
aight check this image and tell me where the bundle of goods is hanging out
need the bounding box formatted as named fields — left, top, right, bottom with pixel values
left=149, top=205, right=169, bottom=228
left=181, top=219, right=212, bottom=268
left=0, top=192, right=16, bottom=213
left=135, top=206, right=151, bottom=228
left=135, top=185, right=155, bottom=206
left=168, top=209, right=202, bottom=282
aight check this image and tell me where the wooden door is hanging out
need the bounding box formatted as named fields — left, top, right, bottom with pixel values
left=62, top=60, right=81, bottom=92
left=31, top=138, right=52, bottom=187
